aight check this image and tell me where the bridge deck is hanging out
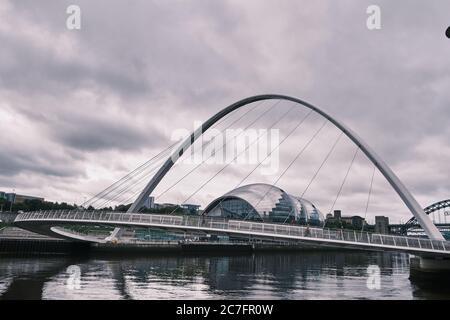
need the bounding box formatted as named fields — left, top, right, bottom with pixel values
left=14, top=210, right=450, bottom=257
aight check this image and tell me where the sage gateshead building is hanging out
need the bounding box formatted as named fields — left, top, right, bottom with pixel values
left=203, top=183, right=324, bottom=226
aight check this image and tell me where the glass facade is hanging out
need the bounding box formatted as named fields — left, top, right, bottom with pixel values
left=206, top=198, right=261, bottom=221
left=204, top=183, right=324, bottom=226
left=269, top=192, right=295, bottom=223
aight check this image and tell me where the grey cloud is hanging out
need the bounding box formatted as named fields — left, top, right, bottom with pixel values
left=0, top=148, right=83, bottom=178
left=0, top=32, right=150, bottom=98
left=1, top=0, right=449, bottom=224
left=53, top=116, right=166, bottom=151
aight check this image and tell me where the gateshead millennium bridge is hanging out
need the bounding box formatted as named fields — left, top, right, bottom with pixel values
left=13, top=94, right=449, bottom=261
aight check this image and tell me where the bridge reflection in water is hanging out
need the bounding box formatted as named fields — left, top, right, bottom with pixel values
left=0, top=251, right=449, bottom=300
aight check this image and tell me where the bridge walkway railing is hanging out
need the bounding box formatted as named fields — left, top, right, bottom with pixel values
left=14, top=210, right=450, bottom=253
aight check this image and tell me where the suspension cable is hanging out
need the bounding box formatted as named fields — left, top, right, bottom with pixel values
left=300, top=131, right=344, bottom=199
left=84, top=102, right=244, bottom=209
left=94, top=156, right=169, bottom=209
left=243, top=119, right=328, bottom=221
left=233, top=110, right=313, bottom=190
left=280, top=130, right=343, bottom=225
left=328, top=146, right=359, bottom=215
left=168, top=100, right=265, bottom=174
left=98, top=103, right=265, bottom=209
left=169, top=101, right=296, bottom=214
left=83, top=143, right=177, bottom=208
left=155, top=99, right=280, bottom=201
left=204, top=109, right=314, bottom=220
left=362, top=164, right=376, bottom=232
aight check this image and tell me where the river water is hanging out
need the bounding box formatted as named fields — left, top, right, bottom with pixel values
left=0, top=251, right=448, bottom=300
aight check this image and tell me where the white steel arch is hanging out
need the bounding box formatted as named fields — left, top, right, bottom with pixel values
left=128, top=94, right=444, bottom=240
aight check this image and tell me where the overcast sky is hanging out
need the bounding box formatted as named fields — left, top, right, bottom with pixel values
left=1, top=0, right=449, bottom=223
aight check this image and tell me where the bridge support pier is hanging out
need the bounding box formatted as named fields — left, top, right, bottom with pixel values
left=410, top=256, right=450, bottom=286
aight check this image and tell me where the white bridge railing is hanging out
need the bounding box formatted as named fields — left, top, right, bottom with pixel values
left=15, top=210, right=450, bottom=253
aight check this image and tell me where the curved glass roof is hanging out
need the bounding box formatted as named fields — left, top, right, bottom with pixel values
left=204, top=183, right=324, bottom=225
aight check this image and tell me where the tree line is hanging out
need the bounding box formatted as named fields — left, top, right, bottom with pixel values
left=0, top=199, right=185, bottom=214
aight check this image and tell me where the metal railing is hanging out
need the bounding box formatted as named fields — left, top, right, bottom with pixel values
left=14, top=210, right=450, bottom=253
